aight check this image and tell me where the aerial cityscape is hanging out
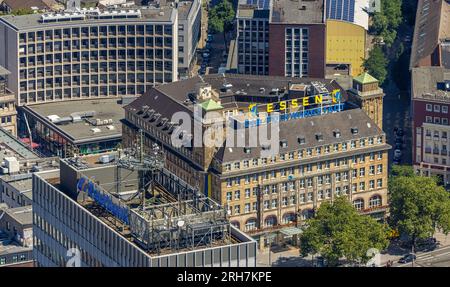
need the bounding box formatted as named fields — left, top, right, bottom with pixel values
left=0, top=0, right=449, bottom=272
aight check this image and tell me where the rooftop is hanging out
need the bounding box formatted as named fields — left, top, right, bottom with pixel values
left=410, top=0, right=450, bottom=68
left=41, top=159, right=254, bottom=257
left=353, top=72, right=378, bottom=85
left=0, top=233, right=32, bottom=256
left=412, top=66, right=450, bottom=101
left=0, top=127, right=39, bottom=163
left=0, top=6, right=175, bottom=30
left=0, top=206, right=33, bottom=227
left=270, top=0, right=325, bottom=24
left=22, top=98, right=124, bottom=144
left=214, top=108, right=387, bottom=163
left=1, top=0, right=59, bottom=11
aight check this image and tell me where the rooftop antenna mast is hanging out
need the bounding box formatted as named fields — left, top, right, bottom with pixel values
left=117, top=129, right=165, bottom=211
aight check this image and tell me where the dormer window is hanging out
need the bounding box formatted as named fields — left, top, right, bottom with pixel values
left=351, top=127, right=358, bottom=135
left=298, top=136, right=306, bottom=145
left=316, top=133, right=323, bottom=142
left=280, top=140, right=288, bottom=148
left=244, top=147, right=251, bottom=154
left=334, top=130, right=341, bottom=138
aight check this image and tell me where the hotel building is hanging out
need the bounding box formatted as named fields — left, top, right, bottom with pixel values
left=122, top=74, right=390, bottom=246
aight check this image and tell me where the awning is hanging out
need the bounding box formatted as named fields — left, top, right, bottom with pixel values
left=279, top=226, right=303, bottom=237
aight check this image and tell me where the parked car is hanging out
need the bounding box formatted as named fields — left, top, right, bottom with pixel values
left=398, top=254, right=416, bottom=264
left=394, top=149, right=402, bottom=158
left=207, top=34, right=213, bottom=42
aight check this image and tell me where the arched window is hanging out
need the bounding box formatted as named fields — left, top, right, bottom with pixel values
left=282, top=213, right=296, bottom=224
left=369, top=195, right=382, bottom=208
left=245, top=218, right=257, bottom=231
left=300, top=209, right=314, bottom=220
left=264, top=216, right=277, bottom=227
left=353, top=198, right=364, bottom=211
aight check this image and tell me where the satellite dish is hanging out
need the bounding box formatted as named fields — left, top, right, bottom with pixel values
left=177, top=220, right=185, bottom=227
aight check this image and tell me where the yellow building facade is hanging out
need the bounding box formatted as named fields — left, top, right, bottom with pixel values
left=326, top=20, right=366, bottom=77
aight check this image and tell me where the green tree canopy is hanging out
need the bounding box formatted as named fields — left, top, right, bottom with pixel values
left=208, top=0, right=235, bottom=34
left=389, top=166, right=450, bottom=249
left=363, top=45, right=388, bottom=84
left=370, top=0, right=402, bottom=47
left=300, top=197, right=389, bottom=266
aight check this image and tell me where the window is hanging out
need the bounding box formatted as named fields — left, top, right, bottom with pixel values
left=369, top=180, right=375, bottom=189
left=434, top=105, right=441, bottom=112
left=359, top=168, right=365, bottom=177
left=245, top=188, right=251, bottom=198
left=359, top=182, right=365, bottom=191
left=369, top=165, right=375, bottom=175
left=353, top=199, right=364, bottom=211
left=426, top=104, right=432, bottom=111
left=443, top=106, right=448, bottom=114
left=426, top=116, right=432, bottom=123
left=226, top=192, right=232, bottom=201
left=244, top=203, right=250, bottom=213
left=369, top=196, right=382, bottom=208
left=234, top=191, right=240, bottom=200
left=377, top=164, right=383, bottom=174
left=377, top=179, right=383, bottom=188
left=234, top=205, right=240, bottom=215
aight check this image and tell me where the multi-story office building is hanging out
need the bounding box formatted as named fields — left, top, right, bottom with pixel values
left=236, top=0, right=326, bottom=78
left=0, top=6, right=178, bottom=106
left=122, top=74, right=390, bottom=246
left=177, top=0, right=202, bottom=77
left=269, top=0, right=326, bottom=78
left=325, top=0, right=370, bottom=30
left=236, top=0, right=271, bottom=75
left=412, top=66, right=450, bottom=185
left=32, top=155, right=257, bottom=267
left=0, top=67, right=17, bottom=135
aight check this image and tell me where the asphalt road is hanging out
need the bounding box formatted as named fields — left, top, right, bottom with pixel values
left=396, top=245, right=450, bottom=267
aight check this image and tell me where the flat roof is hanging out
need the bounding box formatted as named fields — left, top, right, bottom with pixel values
left=23, top=98, right=124, bottom=144
left=271, top=0, right=324, bottom=24
left=412, top=66, right=450, bottom=101
left=0, top=7, right=175, bottom=31
left=0, top=128, right=39, bottom=162
left=0, top=236, right=32, bottom=256
left=1, top=206, right=33, bottom=226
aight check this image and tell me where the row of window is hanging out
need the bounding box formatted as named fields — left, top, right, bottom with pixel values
left=227, top=194, right=383, bottom=217
left=425, top=104, right=449, bottom=114
left=226, top=179, right=384, bottom=204
left=223, top=137, right=384, bottom=171
left=19, top=25, right=174, bottom=43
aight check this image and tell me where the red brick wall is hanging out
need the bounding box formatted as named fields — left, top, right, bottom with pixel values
left=268, top=24, right=285, bottom=76
left=268, top=23, right=325, bottom=78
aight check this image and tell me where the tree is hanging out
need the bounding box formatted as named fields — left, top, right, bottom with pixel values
left=363, top=45, right=388, bottom=84
left=389, top=167, right=450, bottom=252
left=208, top=0, right=235, bottom=44
left=300, top=197, right=389, bottom=266
left=370, top=0, right=402, bottom=47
